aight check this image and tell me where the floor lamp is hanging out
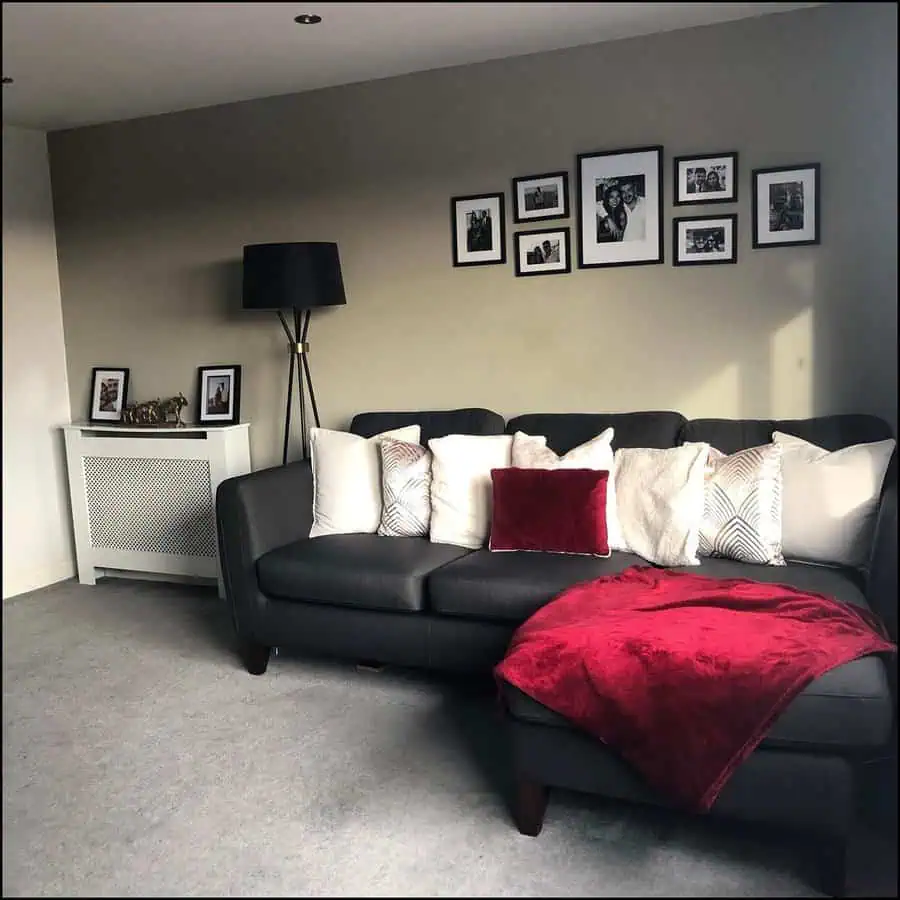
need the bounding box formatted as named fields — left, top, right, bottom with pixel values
left=242, top=242, right=347, bottom=464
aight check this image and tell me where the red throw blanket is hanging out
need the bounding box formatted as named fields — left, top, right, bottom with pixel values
left=495, top=565, right=896, bottom=813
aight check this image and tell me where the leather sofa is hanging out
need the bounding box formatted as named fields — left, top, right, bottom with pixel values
left=216, top=407, right=897, bottom=896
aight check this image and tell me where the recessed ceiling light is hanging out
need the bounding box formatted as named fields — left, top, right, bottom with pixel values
left=294, top=13, right=322, bottom=25
left=2, top=76, right=14, bottom=85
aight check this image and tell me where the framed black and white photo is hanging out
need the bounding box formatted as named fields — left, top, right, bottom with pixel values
left=673, top=152, right=738, bottom=205
left=197, top=365, right=241, bottom=425
left=451, top=193, right=506, bottom=267
left=89, top=367, right=129, bottom=423
left=576, top=145, right=663, bottom=269
left=514, top=227, right=571, bottom=277
left=673, top=214, right=738, bottom=266
left=752, top=163, right=820, bottom=249
left=512, top=171, right=569, bottom=223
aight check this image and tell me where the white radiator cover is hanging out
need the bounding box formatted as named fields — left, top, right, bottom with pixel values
left=63, top=424, right=251, bottom=595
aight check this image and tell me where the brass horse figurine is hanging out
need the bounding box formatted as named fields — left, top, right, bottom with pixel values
left=122, top=392, right=189, bottom=427
left=160, top=392, right=189, bottom=427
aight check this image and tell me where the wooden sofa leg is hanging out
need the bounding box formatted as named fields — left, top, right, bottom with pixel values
left=816, top=836, right=848, bottom=898
left=239, top=639, right=271, bottom=676
left=513, top=777, right=549, bottom=837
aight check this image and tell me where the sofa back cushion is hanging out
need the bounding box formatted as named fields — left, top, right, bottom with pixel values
left=350, top=408, right=505, bottom=444
left=505, top=411, right=686, bottom=454
left=680, top=414, right=893, bottom=455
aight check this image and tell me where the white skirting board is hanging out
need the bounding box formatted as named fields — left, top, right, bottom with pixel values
left=63, top=423, right=251, bottom=598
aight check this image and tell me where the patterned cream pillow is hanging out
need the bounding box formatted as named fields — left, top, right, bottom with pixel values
left=377, top=439, right=432, bottom=537
left=697, top=443, right=785, bottom=566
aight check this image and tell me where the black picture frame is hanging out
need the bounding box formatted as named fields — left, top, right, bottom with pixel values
left=576, top=145, right=664, bottom=269
left=511, top=171, right=569, bottom=223
left=514, top=227, right=572, bottom=277
left=197, top=365, right=242, bottom=425
left=673, top=214, right=738, bottom=267
left=752, top=163, right=821, bottom=249
left=673, top=151, right=739, bottom=205
left=89, top=366, right=130, bottom=423
left=450, top=192, right=506, bottom=267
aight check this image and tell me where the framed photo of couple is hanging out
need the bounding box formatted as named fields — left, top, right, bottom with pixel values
left=514, top=227, right=571, bottom=277
left=673, top=152, right=739, bottom=205
left=450, top=193, right=506, bottom=267
left=576, top=145, right=664, bottom=269
left=673, top=214, right=738, bottom=266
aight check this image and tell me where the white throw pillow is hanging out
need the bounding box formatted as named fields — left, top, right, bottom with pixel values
left=772, top=431, right=896, bottom=568
left=309, top=425, right=421, bottom=538
left=611, top=443, right=710, bottom=566
left=511, top=428, right=623, bottom=549
left=428, top=434, right=513, bottom=549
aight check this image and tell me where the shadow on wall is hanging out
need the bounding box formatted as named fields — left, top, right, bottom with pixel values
left=676, top=249, right=890, bottom=434
left=212, top=258, right=245, bottom=323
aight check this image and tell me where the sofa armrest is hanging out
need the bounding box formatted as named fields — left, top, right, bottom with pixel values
left=216, top=461, right=313, bottom=638
left=866, top=450, right=898, bottom=641
left=866, top=450, right=897, bottom=704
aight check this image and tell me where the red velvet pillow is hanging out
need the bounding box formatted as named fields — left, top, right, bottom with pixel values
left=489, top=467, right=610, bottom=556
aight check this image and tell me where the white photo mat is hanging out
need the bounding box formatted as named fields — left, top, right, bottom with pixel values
left=673, top=152, right=738, bottom=205
left=752, top=164, right=820, bottom=248
left=199, top=367, right=238, bottom=422
left=451, top=193, right=506, bottom=266
left=673, top=215, right=737, bottom=266
left=577, top=146, right=663, bottom=268
left=514, top=227, right=571, bottom=276
left=512, top=171, right=569, bottom=223
left=90, top=368, right=129, bottom=421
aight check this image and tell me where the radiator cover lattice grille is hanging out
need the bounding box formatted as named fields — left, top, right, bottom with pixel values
left=83, top=456, right=216, bottom=557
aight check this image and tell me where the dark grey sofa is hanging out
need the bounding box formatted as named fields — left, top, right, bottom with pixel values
left=216, top=407, right=897, bottom=896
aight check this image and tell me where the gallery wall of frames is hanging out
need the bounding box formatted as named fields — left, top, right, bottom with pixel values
left=450, top=146, right=820, bottom=276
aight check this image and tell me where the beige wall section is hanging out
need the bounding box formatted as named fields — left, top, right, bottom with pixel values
left=2, top=126, right=76, bottom=598
left=48, top=3, right=897, bottom=471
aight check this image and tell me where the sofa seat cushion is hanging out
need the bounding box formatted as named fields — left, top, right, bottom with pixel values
left=427, top=549, right=649, bottom=622
left=499, top=560, right=893, bottom=752
left=502, top=646, right=893, bottom=752
left=257, top=535, right=471, bottom=612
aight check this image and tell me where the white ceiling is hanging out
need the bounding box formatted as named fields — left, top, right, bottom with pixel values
left=2, top=2, right=822, bottom=132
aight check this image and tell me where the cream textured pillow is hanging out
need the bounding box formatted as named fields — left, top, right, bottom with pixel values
left=512, top=428, right=621, bottom=547
left=511, top=428, right=614, bottom=469
left=697, top=443, right=785, bottom=566
left=309, top=425, right=421, bottom=538
left=611, top=443, right=710, bottom=566
left=377, top=439, right=432, bottom=538
left=428, top=434, right=513, bottom=549
left=773, top=431, right=896, bottom=568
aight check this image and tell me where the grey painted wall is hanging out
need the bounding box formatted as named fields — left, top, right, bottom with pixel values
left=2, top=126, right=75, bottom=598
left=48, top=3, right=897, bottom=471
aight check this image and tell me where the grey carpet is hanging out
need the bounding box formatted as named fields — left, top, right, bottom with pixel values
left=2, top=578, right=895, bottom=898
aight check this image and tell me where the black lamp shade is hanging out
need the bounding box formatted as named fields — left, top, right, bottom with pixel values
left=242, top=242, right=347, bottom=311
